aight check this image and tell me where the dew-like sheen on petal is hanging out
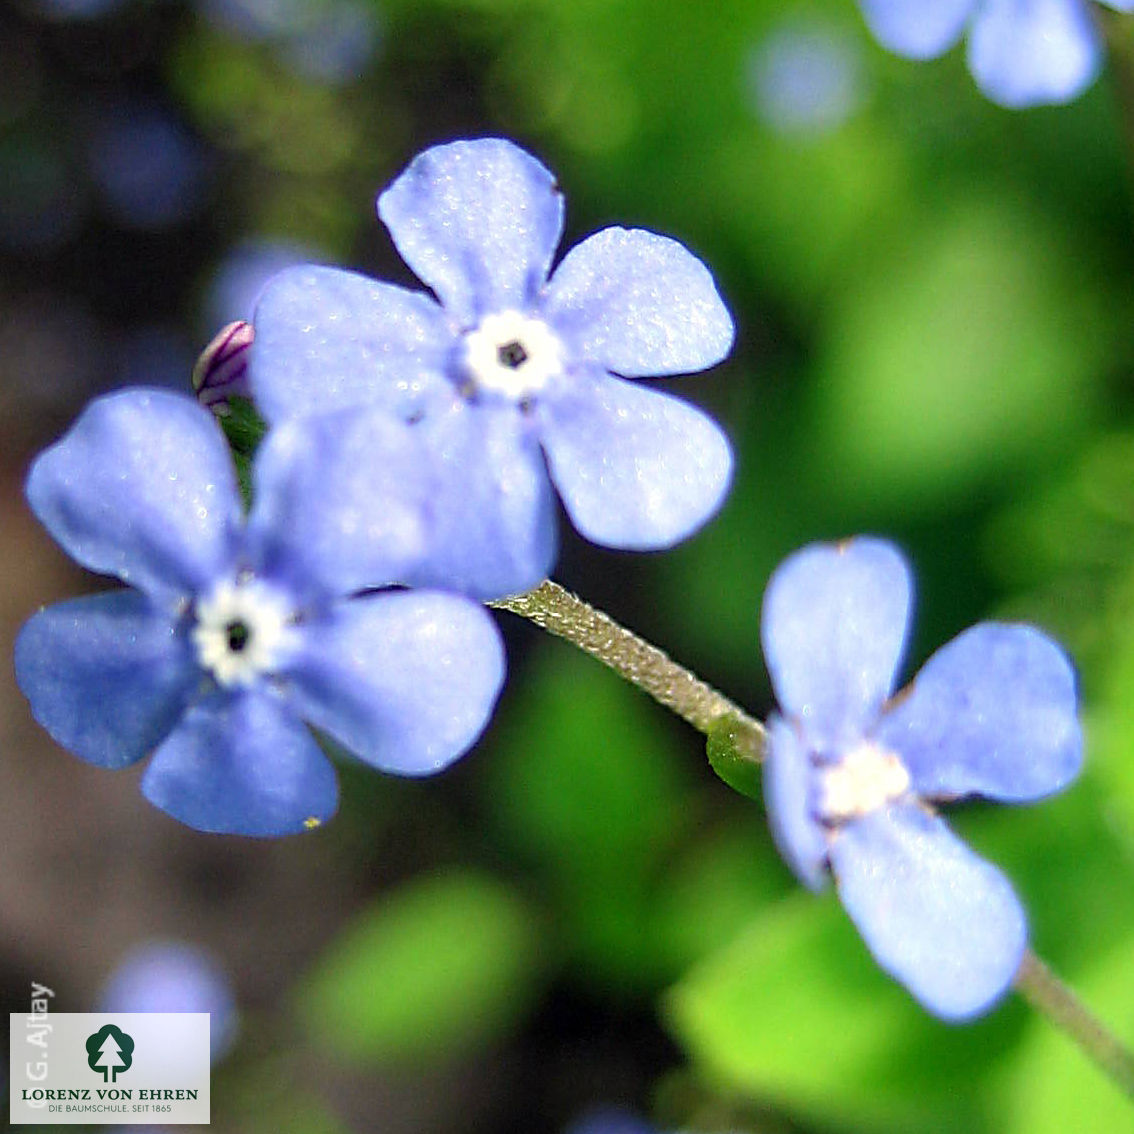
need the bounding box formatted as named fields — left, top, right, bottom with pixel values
left=544, top=227, right=735, bottom=378
left=830, top=803, right=1026, bottom=1020
left=761, top=539, right=911, bottom=751
left=15, top=590, right=199, bottom=769
left=141, top=688, right=339, bottom=836
left=540, top=370, right=732, bottom=550
left=250, top=264, right=451, bottom=424
left=377, top=138, right=565, bottom=326
left=26, top=388, right=242, bottom=600
left=284, top=590, right=506, bottom=776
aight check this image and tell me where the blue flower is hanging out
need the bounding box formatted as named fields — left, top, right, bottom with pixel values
left=857, top=0, right=1134, bottom=108
left=97, top=941, right=238, bottom=1061
left=249, top=137, right=735, bottom=599
left=760, top=538, right=1082, bottom=1019
left=15, top=388, right=505, bottom=836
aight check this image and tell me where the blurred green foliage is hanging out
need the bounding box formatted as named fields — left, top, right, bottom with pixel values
left=296, top=870, right=543, bottom=1062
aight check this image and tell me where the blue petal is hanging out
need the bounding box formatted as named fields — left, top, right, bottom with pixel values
left=284, top=590, right=505, bottom=776
left=540, top=370, right=732, bottom=549
left=249, top=264, right=451, bottom=424
left=247, top=409, right=434, bottom=599
left=761, top=538, right=911, bottom=751
left=764, top=715, right=829, bottom=891
left=26, top=388, right=242, bottom=600
left=377, top=138, right=565, bottom=326
left=857, top=0, right=973, bottom=59
left=404, top=400, right=557, bottom=600
left=543, top=227, right=735, bottom=377
left=967, top=0, right=1101, bottom=108
left=141, top=688, right=338, bottom=836
left=876, top=623, right=1082, bottom=802
left=829, top=803, right=1026, bottom=1020
left=14, top=590, right=199, bottom=769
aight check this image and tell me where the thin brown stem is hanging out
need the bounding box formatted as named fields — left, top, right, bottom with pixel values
left=490, top=580, right=766, bottom=761
left=1015, top=948, right=1134, bottom=1099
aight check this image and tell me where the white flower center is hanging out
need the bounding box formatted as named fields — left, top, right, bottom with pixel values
left=192, top=578, right=294, bottom=689
left=461, top=310, right=563, bottom=401
left=818, top=741, right=911, bottom=821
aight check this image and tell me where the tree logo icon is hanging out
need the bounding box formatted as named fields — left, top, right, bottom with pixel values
left=85, top=1024, right=135, bottom=1082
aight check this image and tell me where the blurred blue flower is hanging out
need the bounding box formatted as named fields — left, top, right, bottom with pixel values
left=98, top=941, right=237, bottom=1061
left=86, top=104, right=209, bottom=230
left=250, top=138, right=735, bottom=599
left=747, top=19, right=865, bottom=135
left=760, top=537, right=1082, bottom=1018
left=15, top=388, right=505, bottom=836
left=857, top=0, right=1134, bottom=108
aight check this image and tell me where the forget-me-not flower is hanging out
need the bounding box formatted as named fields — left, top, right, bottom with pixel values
left=15, top=388, right=505, bottom=836
left=98, top=941, right=238, bottom=1061
left=857, top=0, right=1134, bottom=108
left=760, top=538, right=1082, bottom=1019
left=249, top=137, right=735, bottom=600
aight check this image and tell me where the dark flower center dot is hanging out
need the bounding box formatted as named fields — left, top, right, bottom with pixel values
left=225, top=620, right=251, bottom=653
left=497, top=340, right=528, bottom=369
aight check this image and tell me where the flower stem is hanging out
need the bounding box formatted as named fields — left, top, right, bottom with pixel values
left=490, top=580, right=766, bottom=763
left=1015, top=948, right=1134, bottom=1099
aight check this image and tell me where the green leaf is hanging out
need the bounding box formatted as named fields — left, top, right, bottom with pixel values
left=706, top=716, right=764, bottom=802
left=296, top=870, right=543, bottom=1064
left=666, top=889, right=1022, bottom=1133
left=220, top=396, right=268, bottom=461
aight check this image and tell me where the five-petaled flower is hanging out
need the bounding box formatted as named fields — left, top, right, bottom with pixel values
left=249, top=137, right=736, bottom=600
left=14, top=388, right=505, bottom=836
left=760, top=537, right=1082, bottom=1019
left=857, top=0, right=1134, bottom=108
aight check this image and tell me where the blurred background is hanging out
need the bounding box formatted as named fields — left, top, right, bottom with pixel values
left=3, top=0, right=1134, bottom=1130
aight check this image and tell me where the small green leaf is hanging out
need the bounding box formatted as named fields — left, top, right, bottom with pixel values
left=706, top=716, right=764, bottom=803
left=220, top=396, right=268, bottom=460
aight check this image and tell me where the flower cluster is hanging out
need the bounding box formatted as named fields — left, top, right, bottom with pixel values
left=13, top=136, right=1089, bottom=1025
left=759, top=538, right=1082, bottom=1018
left=15, top=138, right=734, bottom=834
left=857, top=0, right=1134, bottom=108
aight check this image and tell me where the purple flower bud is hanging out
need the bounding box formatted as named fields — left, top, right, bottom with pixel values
left=192, top=321, right=254, bottom=411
